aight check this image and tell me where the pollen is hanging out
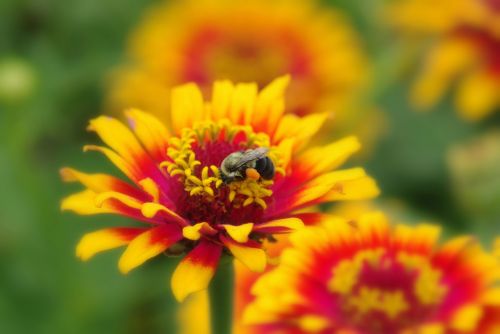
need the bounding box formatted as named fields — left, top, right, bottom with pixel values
left=160, top=119, right=283, bottom=209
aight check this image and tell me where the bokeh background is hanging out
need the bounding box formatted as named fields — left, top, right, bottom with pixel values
left=1, top=0, right=499, bottom=333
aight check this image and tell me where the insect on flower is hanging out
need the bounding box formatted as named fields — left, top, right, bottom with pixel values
left=220, top=147, right=275, bottom=184
left=61, top=76, right=379, bottom=302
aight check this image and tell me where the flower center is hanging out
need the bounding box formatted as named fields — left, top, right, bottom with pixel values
left=161, top=119, right=284, bottom=226
left=181, top=26, right=311, bottom=86
left=328, top=249, right=448, bottom=332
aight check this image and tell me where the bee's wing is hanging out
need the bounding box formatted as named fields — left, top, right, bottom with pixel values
left=234, top=147, right=269, bottom=168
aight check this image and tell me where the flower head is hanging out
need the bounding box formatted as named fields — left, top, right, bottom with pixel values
left=389, top=0, right=500, bottom=120
left=61, top=77, right=379, bottom=301
left=106, top=0, right=368, bottom=122
left=245, top=212, right=500, bottom=333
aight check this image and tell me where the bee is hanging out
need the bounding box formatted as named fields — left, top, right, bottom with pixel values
left=220, top=147, right=275, bottom=184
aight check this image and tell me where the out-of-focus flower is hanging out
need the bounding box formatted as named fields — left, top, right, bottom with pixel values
left=61, top=77, right=379, bottom=302
left=389, top=0, right=500, bottom=121
left=448, top=130, right=500, bottom=219
left=106, top=0, right=369, bottom=128
left=244, top=212, right=500, bottom=333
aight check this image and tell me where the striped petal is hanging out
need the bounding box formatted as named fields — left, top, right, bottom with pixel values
left=319, top=173, right=381, bottom=202
left=141, top=202, right=187, bottom=225
left=83, top=145, right=139, bottom=181
left=282, top=168, right=379, bottom=213
left=118, top=224, right=182, bottom=274
left=171, top=240, right=222, bottom=302
left=295, top=136, right=361, bottom=180
left=221, top=235, right=266, bottom=273
left=87, top=116, right=146, bottom=165
left=254, top=218, right=304, bottom=234
left=171, top=83, right=205, bottom=132
left=61, top=167, right=146, bottom=199
left=76, top=227, right=144, bottom=261
left=87, top=117, right=162, bottom=182
left=125, top=108, right=170, bottom=162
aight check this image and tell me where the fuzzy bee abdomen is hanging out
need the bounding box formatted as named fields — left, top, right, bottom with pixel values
left=255, top=157, right=275, bottom=180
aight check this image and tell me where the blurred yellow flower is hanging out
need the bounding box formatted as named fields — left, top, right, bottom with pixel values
left=244, top=212, right=500, bottom=333
left=106, top=0, right=370, bottom=134
left=389, top=0, right=500, bottom=121
left=61, top=77, right=379, bottom=302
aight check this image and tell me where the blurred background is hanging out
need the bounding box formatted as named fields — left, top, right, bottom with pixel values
left=1, top=0, right=499, bottom=333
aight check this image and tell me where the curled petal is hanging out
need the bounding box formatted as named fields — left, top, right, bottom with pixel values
left=222, top=223, right=254, bottom=243
left=118, top=224, right=182, bottom=274
left=141, top=202, right=187, bottom=225
left=183, top=222, right=217, bottom=241
left=95, top=191, right=143, bottom=210
left=61, top=190, right=116, bottom=215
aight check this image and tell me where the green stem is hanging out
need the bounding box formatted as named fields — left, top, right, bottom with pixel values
left=208, top=258, right=234, bottom=334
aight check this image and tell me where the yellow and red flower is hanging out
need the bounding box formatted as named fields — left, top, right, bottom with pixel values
left=244, top=212, right=500, bottom=333
left=61, top=77, right=379, bottom=302
left=389, top=0, right=500, bottom=121
left=106, top=0, right=369, bottom=129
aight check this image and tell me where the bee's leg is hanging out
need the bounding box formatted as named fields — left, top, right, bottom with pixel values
left=245, top=168, right=261, bottom=180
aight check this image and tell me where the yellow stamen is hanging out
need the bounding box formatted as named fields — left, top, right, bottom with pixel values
left=161, top=119, right=285, bottom=209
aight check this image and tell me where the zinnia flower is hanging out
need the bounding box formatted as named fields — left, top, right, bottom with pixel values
left=244, top=211, right=500, bottom=333
left=106, top=0, right=368, bottom=124
left=389, top=0, right=500, bottom=121
left=61, top=77, right=379, bottom=302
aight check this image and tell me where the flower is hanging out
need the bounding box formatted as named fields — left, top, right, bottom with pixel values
left=106, top=0, right=368, bottom=123
left=244, top=211, right=500, bottom=333
left=61, top=77, right=379, bottom=302
left=389, top=0, right=500, bottom=121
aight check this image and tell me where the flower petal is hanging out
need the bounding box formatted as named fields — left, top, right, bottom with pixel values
left=61, top=190, right=116, bottom=215
left=456, top=69, right=500, bottom=121
left=281, top=168, right=379, bottom=213
left=253, top=218, right=304, bottom=234
left=295, top=136, right=361, bottom=180
left=171, top=240, right=222, bottom=302
left=183, top=222, right=217, bottom=241
left=141, top=202, right=187, bottom=225
left=83, top=145, right=139, bottom=181
left=221, top=235, right=266, bottom=273
left=211, top=80, right=259, bottom=125
left=61, top=167, right=146, bottom=199
left=222, top=223, right=254, bottom=243
left=76, top=227, right=144, bottom=261
left=274, top=112, right=329, bottom=151
left=125, top=108, right=170, bottom=162
left=118, top=224, right=182, bottom=274
left=95, top=191, right=143, bottom=210
left=253, top=75, right=289, bottom=134
left=171, top=83, right=205, bottom=133
left=87, top=116, right=147, bottom=165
